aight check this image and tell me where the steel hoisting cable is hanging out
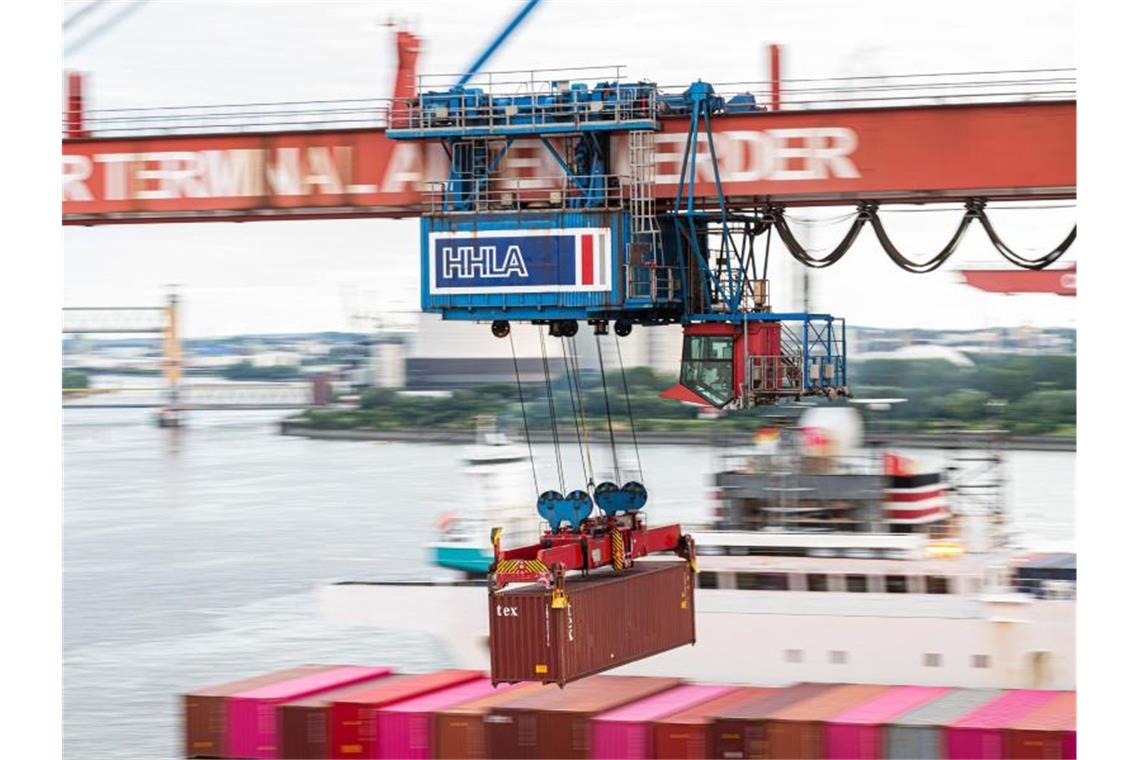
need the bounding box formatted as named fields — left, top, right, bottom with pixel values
left=538, top=331, right=565, bottom=494
left=566, top=337, right=596, bottom=488
left=508, top=331, right=540, bottom=499
left=560, top=337, right=589, bottom=489
left=613, top=334, right=644, bottom=483
left=594, top=334, right=622, bottom=484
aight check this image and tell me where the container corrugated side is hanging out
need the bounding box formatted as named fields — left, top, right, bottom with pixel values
left=884, top=688, right=1004, bottom=760
left=822, top=686, right=950, bottom=760
left=764, top=684, right=890, bottom=760
left=225, top=665, right=391, bottom=758
left=1003, top=692, right=1076, bottom=759
left=329, top=670, right=482, bottom=759
left=486, top=675, right=681, bottom=760
left=374, top=678, right=500, bottom=759
left=711, top=683, right=838, bottom=758
left=278, top=675, right=399, bottom=760
left=489, top=562, right=695, bottom=687
left=651, top=688, right=773, bottom=760
left=433, top=683, right=546, bottom=760
left=183, top=664, right=334, bottom=758
left=945, top=690, right=1061, bottom=760
left=590, top=684, right=732, bottom=760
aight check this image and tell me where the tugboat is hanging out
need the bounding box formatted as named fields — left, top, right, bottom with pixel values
left=427, top=422, right=537, bottom=576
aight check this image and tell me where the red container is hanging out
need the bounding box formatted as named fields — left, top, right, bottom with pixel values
left=183, top=664, right=334, bottom=758
left=374, top=678, right=501, bottom=759
left=822, top=686, right=950, bottom=759
left=489, top=561, right=695, bottom=687
left=486, top=675, right=682, bottom=759
left=764, top=684, right=890, bottom=759
left=651, top=688, right=772, bottom=760
left=591, top=684, right=733, bottom=759
left=225, top=665, right=391, bottom=758
left=945, top=690, right=1061, bottom=759
left=329, top=670, right=482, bottom=759
left=433, top=682, right=546, bottom=760
left=711, top=683, right=838, bottom=758
left=1004, top=692, right=1076, bottom=759
left=278, top=675, right=399, bottom=760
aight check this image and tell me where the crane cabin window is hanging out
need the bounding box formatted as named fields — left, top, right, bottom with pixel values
left=680, top=334, right=734, bottom=407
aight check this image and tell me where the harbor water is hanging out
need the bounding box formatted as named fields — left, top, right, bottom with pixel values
left=63, top=409, right=1074, bottom=759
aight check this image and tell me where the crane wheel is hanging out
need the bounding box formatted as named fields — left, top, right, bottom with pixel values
left=615, top=320, right=633, bottom=337
left=560, top=320, right=579, bottom=337
left=491, top=321, right=510, bottom=338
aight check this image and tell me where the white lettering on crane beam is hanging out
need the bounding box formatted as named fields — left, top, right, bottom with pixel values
left=62, top=155, right=93, bottom=201
left=67, top=146, right=368, bottom=201
left=653, top=127, right=860, bottom=184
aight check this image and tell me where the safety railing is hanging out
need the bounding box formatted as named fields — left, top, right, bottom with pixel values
left=748, top=354, right=805, bottom=397
left=424, top=174, right=627, bottom=214
left=625, top=262, right=680, bottom=303
left=389, top=66, right=657, bottom=136
left=656, top=67, right=1076, bottom=112
left=64, top=68, right=1075, bottom=139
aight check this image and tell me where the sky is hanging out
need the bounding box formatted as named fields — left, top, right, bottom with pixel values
left=61, top=0, right=1076, bottom=338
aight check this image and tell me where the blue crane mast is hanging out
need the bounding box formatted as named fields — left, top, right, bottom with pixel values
left=387, top=0, right=846, bottom=413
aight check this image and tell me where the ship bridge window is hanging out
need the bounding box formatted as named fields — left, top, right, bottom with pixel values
left=680, top=335, right=735, bottom=407
left=924, top=575, right=950, bottom=594
left=886, top=575, right=908, bottom=594
left=807, top=573, right=828, bottom=592
left=736, top=572, right=789, bottom=591
left=698, top=572, right=720, bottom=589
left=845, top=574, right=868, bottom=593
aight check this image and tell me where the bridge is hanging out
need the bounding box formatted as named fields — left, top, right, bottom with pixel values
left=63, top=292, right=336, bottom=424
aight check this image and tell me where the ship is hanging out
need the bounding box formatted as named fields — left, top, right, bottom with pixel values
left=321, top=408, right=1074, bottom=690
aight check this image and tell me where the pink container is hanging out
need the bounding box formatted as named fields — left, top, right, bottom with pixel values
left=591, top=684, right=733, bottom=760
left=225, top=665, right=391, bottom=758
left=823, top=686, right=950, bottom=759
left=945, top=690, right=1061, bottom=759
left=374, top=677, right=500, bottom=759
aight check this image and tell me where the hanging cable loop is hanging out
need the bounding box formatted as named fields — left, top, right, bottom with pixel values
left=866, top=200, right=976, bottom=273
left=765, top=202, right=868, bottom=269
left=759, top=199, right=1074, bottom=273
left=968, top=198, right=1076, bottom=270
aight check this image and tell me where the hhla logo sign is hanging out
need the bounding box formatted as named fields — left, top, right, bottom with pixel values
left=441, top=245, right=529, bottom=279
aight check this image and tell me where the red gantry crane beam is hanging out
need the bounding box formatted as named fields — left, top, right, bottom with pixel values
left=62, top=99, right=1075, bottom=226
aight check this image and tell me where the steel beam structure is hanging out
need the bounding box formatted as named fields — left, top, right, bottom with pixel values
left=63, top=100, right=1075, bottom=225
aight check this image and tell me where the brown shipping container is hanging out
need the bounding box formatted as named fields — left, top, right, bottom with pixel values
left=712, top=683, right=838, bottom=759
left=652, top=688, right=775, bottom=760
left=486, top=675, right=682, bottom=760
left=489, top=561, right=695, bottom=687
left=433, top=683, right=546, bottom=760
left=277, top=674, right=400, bottom=760
left=183, top=664, right=334, bottom=758
left=765, top=683, right=890, bottom=759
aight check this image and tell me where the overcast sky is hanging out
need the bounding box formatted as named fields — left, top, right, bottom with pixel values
left=62, top=0, right=1076, bottom=337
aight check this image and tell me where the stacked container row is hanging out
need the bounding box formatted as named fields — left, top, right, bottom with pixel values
left=184, top=666, right=1075, bottom=760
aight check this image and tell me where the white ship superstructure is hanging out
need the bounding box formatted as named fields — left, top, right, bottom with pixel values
left=323, top=409, right=1074, bottom=690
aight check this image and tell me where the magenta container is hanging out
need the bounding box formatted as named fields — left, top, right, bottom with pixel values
left=591, top=684, right=733, bottom=759
left=945, top=690, right=1061, bottom=759
left=224, top=665, right=391, bottom=758
left=375, top=677, right=500, bottom=759
left=823, top=686, right=950, bottom=759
